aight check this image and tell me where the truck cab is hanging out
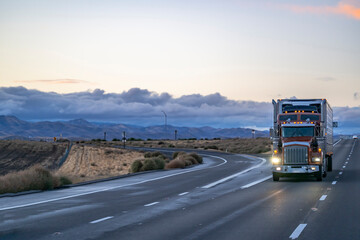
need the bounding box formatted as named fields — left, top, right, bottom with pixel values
left=271, top=99, right=334, bottom=181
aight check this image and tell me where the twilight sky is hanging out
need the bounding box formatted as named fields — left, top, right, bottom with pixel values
left=0, top=0, right=360, bottom=134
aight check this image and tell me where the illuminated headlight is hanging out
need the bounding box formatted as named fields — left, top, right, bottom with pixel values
left=312, top=157, right=321, bottom=162
left=272, top=157, right=281, bottom=164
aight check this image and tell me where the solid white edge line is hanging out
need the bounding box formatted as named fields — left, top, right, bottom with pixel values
left=90, top=216, right=114, bottom=224
left=178, top=192, right=189, bottom=196
left=144, top=202, right=159, bottom=207
left=202, top=156, right=267, bottom=189
left=339, top=172, right=343, bottom=175
left=241, top=175, right=272, bottom=189
left=0, top=154, right=227, bottom=211
left=289, top=224, right=307, bottom=239
left=333, top=139, right=342, bottom=146
left=319, top=195, right=327, bottom=201
left=332, top=181, right=337, bottom=185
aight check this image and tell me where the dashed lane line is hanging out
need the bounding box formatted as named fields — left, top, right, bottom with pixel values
left=319, top=195, right=327, bottom=201
left=241, top=175, right=272, bottom=189
left=90, top=216, right=114, bottom=224
left=144, top=202, right=159, bottom=207
left=178, top=192, right=189, bottom=196
left=332, top=181, right=337, bottom=185
left=290, top=224, right=307, bottom=239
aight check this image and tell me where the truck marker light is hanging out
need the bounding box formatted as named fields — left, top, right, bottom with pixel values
left=274, top=150, right=278, bottom=154
left=318, top=148, right=322, bottom=153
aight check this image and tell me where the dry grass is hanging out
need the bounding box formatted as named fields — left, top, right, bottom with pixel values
left=57, top=144, right=144, bottom=183
left=126, top=138, right=271, bottom=154
left=0, top=165, right=71, bottom=194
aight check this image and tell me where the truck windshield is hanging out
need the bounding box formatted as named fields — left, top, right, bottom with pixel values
left=282, top=127, right=314, bottom=137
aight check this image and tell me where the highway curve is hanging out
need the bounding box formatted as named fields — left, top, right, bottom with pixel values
left=0, top=139, right=358, bottom=240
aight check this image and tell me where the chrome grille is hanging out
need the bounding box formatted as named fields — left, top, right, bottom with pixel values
left=284, top=146, right=308, bottom=164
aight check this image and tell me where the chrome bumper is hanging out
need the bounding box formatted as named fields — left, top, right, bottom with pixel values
left=272, top=165, right=320, bottom=174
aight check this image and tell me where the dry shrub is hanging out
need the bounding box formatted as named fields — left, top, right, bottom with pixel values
left=166, top=152, right=203, bottom=169
left=144, top=151, right=166, bottom=160
left=0, top=165, right=72, bottom=194
left=189, top=153, right=203, bottom=164
left=131, top=160, right=143, bottom=173
left=166, top=159, right=186, bottom=169
left=131, top=157, right=166, bottom=173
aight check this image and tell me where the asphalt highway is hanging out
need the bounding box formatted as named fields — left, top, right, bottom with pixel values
left=0, top=139, right=358, bottom=240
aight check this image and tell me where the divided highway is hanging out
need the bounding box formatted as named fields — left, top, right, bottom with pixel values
left=0, top=139, right=358, bottom=239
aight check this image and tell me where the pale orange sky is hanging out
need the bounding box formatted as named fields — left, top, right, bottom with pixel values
left=1, top=0, right=360, bottom=107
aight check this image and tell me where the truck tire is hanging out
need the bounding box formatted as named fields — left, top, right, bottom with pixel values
left=273, top=172, right=280, bottom=181
left=327, top=156, right=333, bottom=172
left=316, top=166, right=323, bottom=181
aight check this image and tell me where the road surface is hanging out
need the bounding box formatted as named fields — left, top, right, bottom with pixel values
left=0, top=139, right=358, bottom=239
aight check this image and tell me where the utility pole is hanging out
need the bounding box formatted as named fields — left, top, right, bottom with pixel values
left=161, top=110, right=167, bottom=138
left=122, top=131, right=126, bottom=148
left=104, top=132, right=107, bottom=141
left=175, top=130, right=178, bottom=140
left=252, top=129, right=255, bottom=139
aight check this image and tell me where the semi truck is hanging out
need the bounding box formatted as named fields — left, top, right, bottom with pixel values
left=271, top=99, right=334, bottom=181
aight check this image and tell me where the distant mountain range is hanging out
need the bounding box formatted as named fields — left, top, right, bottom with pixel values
left=0, top=115, right=269, bottom=140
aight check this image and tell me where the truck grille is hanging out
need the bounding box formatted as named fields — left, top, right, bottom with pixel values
left=284, top=146, right=308, bottom=164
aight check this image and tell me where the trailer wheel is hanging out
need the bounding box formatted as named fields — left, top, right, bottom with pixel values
left=327, top=156, right=333, bottom=172
left=273, top=173, right=280, bottom=181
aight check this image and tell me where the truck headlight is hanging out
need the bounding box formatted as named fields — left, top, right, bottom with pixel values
left=272, top=157, right=281, bottom=164
left=312, top=157, right=321, bottom=162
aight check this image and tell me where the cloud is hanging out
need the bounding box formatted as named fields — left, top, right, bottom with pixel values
left=14, top=79, right=93, bottom=84
left=0, top=86, right=272, bottom=129
left=1, top=86, right=359, bottom=133
left=281, top=1, right=360, bottom=20
left=333, top=106, right=360, bottom=134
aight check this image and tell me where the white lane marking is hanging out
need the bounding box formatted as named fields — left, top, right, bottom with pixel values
left=178, top=192, right=189, bottom=196
left=347, top=158, right=349, bottom=160
left=202, top=156, right=267, bottom=189
left=319, top=195, right=327, bottom=201
left=343, top=165, right=346, bottom=168
left=144, top=202, right=159, bottom=207
left=289, top=224, right=307, bottom=239
left=345, top=162, right=348, bottom=164
left=0, top=154, right=227, bottom=211
left=333, top=139, right=342, bottom=146
left=90, top=216, right=114, bottom=224
left=241, top=175, right=272, bottom=189
left=339, top=171, right=343, bottom=175
left=332, top=181, right=337, bottom=185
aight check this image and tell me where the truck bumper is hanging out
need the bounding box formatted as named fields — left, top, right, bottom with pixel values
left=272, top=165, right=320, bottom=176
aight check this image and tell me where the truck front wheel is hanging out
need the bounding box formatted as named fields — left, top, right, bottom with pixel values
left=273, top=172, right=280, bottom=181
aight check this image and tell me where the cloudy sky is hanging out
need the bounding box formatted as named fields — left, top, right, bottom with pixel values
left=0, top=0, right=360, bottom=133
